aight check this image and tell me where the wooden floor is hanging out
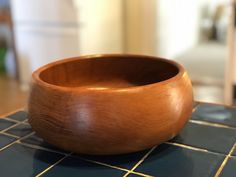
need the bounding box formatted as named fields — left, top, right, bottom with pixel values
left=0, top=74, right=28, bottom=116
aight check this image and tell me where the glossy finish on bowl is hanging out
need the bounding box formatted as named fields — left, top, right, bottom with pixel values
left=28, top=54, right=193, bottom=155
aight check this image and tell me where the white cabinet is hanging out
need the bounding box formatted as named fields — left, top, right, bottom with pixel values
left=11, top=0, right=124, bottom=87
left=14, top=26, right=79, bottom=85
left=11, top=0, right=78, bottom=23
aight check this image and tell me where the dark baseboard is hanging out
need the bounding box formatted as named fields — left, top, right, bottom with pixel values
left=233, top=85, right=236, bottom=100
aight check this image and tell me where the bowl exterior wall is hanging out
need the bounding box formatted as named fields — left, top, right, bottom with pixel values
left=28, top=72, right=193, bottom=155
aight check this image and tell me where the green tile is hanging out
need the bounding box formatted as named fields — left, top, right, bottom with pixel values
left=23, top=133, right=149, bottom=169
left=219, top=157, right=236, bottom=177
left=171, top=122, right=236, bottom=154
left=41, top=156, right=126, bottom=177
left=21, top=133, right=68, bottom=153
left=0, top=134, right=16, bottom=148
left=7, top=111, right=27, bottom=121
left=134, top=144, right=224, bottom=177
left=192, top=103, right=236, bottom=127
left=232, top=148, right=236, bottom=157
left=76, top=149, right=149, bottom=169
left=0, top=119, right=15, bottom=130
left=6, top=123, right=32, bottom=137
left=0, top=143, right=64, bottom=177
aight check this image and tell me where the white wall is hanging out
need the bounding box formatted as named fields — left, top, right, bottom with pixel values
left=124, top=0, right=157, bottom=55
left=11, top=0, right=124, bottom=86
left=74, top=0, right=124, bottom=55
left=156, top=0, right=200, bottom=58
left=12, top=0, right=218, bottom=87
left=122, top=0, right=201, bottom=59
left=124, top=0, right=228, bottom=59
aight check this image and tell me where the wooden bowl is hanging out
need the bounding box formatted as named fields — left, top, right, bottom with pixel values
left=28, top=54, right=193, bottom=155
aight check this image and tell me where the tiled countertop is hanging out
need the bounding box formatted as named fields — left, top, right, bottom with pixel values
left=0, top=102, right=235, bottom=177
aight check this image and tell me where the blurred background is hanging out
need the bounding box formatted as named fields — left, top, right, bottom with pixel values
left=0, top=0, right=235, bottom=115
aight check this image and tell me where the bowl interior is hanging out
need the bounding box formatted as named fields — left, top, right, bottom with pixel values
left=39, top=56, right=179, bottom=89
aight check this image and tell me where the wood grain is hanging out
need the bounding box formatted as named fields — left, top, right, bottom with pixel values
left=28, top=54, right=193, bottom=155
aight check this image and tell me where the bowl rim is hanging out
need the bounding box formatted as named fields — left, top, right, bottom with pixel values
left=32, top=54, right=186, bottom=92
